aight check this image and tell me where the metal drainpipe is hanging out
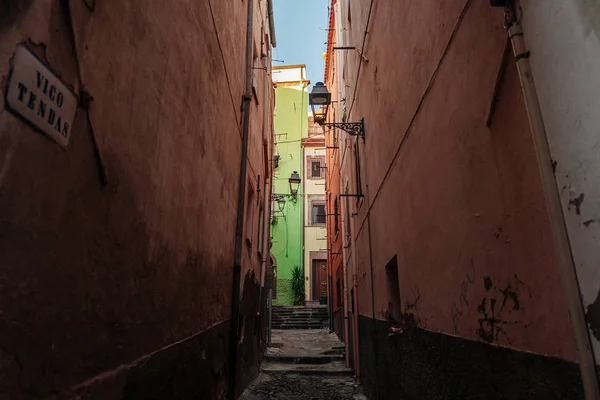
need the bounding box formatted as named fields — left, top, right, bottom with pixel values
left=227, top=0, right=254, bottom=398
left=507, top=20, right=600, bottom=399
left=267, top=0, right=276, bottom=47
left=259, top=177, right=271, bottom=299
left=259, top=46, right=272, bottom=307
left=347, top=172, right=363, bottom=385
left=361, top=132, right=377, bottom=395
left=341, top=185, right=351, bottom=368
left=302, top=147, right=307, bottom=303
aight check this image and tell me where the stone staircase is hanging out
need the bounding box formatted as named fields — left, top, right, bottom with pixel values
left=261, top=330, right=352, bottom=377
left=271, top=306, right=329, bottom=330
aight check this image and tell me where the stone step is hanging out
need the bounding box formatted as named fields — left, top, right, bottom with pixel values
left=273, top=324, right=323, bottom=330
left=272, top=315, right=328, bottom=319
left=261, top=361, right=353, bottom=376
left=272, top=311, right=328, bottom=316
left=264, top=354, right=345, bottom=364
left=272, top=318, right=327, bottom=322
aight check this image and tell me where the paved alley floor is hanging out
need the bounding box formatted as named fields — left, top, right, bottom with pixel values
left=240, top=329, right=367, bottom=400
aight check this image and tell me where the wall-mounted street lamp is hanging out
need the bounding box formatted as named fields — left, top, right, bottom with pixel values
left=289, top=171, right=301, bottom=197
left=272, top=171, right=303, bottom=205
left=277, top=196, right=286, bottom=212
left=309, top=82, right=365, bottom=140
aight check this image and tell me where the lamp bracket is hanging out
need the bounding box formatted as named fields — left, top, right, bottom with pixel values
left=271, top=193, right=295, bottom=200
left=322, top=118, right=365, bottom=140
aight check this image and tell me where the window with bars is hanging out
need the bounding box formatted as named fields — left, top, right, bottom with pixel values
left=354, top=141, right=362, bottom=199
left=334, top=196, right=339, bottom=237
left=336, top=268, right=342, bottom=306
left=311, top=202, right=326, bottom=225
left=307, top=156, right=325, bottom=180
left=311, top=160, right=322, bottom=178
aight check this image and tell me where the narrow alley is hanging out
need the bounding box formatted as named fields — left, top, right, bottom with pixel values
left=3, top=0, right=600, bottom=399
left=240, top=329, right=364, bottom=400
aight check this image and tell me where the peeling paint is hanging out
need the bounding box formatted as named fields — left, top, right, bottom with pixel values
left=583, top=219, right=595, bottom=227
left=568, top=193, right=585, bottom=215
left=586, top=288, right=600, bottom=341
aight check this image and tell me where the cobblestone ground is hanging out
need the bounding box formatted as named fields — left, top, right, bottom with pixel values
left=239, top=372, right=365, bottom=400
left=240, top=329, right=367, bottom=399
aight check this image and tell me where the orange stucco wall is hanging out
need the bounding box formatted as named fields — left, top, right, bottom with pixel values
left=335, top=0, right=576, bottom=361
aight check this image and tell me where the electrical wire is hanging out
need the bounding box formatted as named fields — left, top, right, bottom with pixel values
left=346, top=0, right=375, bottom=119
left=208, top=0, right=242, bottom=135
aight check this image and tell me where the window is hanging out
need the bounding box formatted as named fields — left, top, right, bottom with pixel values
left=345, top=183, right=351, bottom=241
left=245, top=182, right=255, bottom=246
left=252, top=43, right=260, bottom=103
left=336, top=268, right=342, bottom=306
left=334, top=196, right=339, bottom=237
left=307, top=155, right=325, bottom=180
left=311, top=160, right=321, bottom=178
left=311, top=203, right=326, bottom=225
left=386, top=255, right=402, bottom=326
left=347, top=0, right=352, bottom=23
left=257, top=205, right=264, bottom=252
left=332, top=107, right=338, bottom=145
left=257, top=176, right=263, bottom=251
left=354, top=141, right=362, bottom=198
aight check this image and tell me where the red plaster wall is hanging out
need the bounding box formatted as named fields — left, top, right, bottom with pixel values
left=0, top=0, right=273, bottom=397
left=341, top=0, right=576, bottom=361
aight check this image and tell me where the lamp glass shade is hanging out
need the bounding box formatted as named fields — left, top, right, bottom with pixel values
left=288, top=171, right=301, bottom=196
left=309, top=82, right=331, bottom=125
left=309, top=82, right=331, bottom=105
left=277, top=196, right=286, bottom=211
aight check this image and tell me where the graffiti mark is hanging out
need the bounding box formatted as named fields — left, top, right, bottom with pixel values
left=586, top=287, right=600, bottom=341
left=551, top=159, right=557, bottom=174
left=583, top=219, right=596, bottom=227
left=477, top=297, right=508, bottom=343
left=494, top=227, right=502, bottom=239
left=499, top=286, right=520, bottom=311
left=451, top=258, right=476, bottom=333
left=402, top=286, right=422, bottom=327
left=476, top=275, right=529, bottom=343
left=568, top=193, right=585, bottom=215
left=484, top=276, right=493, bottom=291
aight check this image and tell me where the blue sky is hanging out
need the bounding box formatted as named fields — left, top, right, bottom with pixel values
left=272, top=0, right=330, bottom=94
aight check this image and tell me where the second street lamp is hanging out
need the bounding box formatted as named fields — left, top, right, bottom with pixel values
left=289, top=171, right=301, bottom=197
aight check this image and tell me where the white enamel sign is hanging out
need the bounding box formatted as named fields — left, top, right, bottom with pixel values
left=5, top=46, right=77, bottom=149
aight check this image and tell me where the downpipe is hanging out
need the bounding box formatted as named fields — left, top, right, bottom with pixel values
left=342, top=238, right=350, bottom=369
left=259, top=177, right=271, bottom=304
left=227, top=0, right=254, bottom=398
left=507, top=20, right=600, bottom=399
left=259, top=43, right=273, bottom=308
left=340, top=169, right=350, bottom=368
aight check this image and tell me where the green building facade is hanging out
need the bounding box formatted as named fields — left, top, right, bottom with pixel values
left=270, top=65, right=309, bottom=306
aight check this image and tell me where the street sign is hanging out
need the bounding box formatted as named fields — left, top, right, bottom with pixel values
left=4, top=45, right=77, bottom=149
